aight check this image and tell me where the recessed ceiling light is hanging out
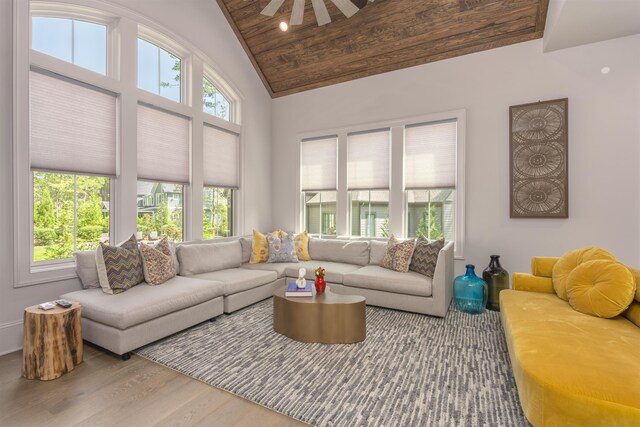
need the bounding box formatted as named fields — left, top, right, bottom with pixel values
left=279, top=21, right=288, bottom=32
left=601, top=66, right=611, bottom=74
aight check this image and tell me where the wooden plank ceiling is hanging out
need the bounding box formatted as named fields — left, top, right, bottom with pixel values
left=216, top=0, right=549, bottom=98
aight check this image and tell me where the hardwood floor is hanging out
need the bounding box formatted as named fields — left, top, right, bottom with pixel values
left=0, top=344, right=307, bottom=427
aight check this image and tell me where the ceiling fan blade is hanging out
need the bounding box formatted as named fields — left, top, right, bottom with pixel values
left=311, top=0, right=331, bottom=26
left=290, top=0, right=305, bottom=25
left=332, top=0, right=359, bottom=18
left=261, top=0, right=286, bottom=17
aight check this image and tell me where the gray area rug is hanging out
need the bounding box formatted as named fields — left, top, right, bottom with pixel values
left=135, top=299, right=528, bottom=427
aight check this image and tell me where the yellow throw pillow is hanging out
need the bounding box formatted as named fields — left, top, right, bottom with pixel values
left=250, top=230, right=269, bottom=264
left=566, top=260, right=636, bottom=318
left=552, top=247, right=616, bottom=301
left=293, top=231, right=311, bottom=261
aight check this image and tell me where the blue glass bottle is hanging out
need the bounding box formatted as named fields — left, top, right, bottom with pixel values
left=453, top=264, right=488, bottom=314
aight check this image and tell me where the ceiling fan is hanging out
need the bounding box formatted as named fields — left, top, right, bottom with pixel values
left=261, top=0, right=375, bottom=28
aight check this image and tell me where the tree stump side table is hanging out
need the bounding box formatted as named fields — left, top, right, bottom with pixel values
left=22, top=302, right=83, bottom=380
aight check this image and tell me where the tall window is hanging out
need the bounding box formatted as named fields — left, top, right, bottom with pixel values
left=203, top=77, right=231, bottom=121
left=32, top=17, right=107, bottom=75
left=405, top=120, right=457, bottom=242
left=300, top=136, right=337, bottom=236
left=137, top=38, right=181, bottom=102
left=202, top=125, right=239, bottom=238
left=347, top=129, right=390, bottom=237
left=30, top=71, right=116, bottom=263
left=136, top=182, right=183, bottom=242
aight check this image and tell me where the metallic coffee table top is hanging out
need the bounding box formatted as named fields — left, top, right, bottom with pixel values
left=273, top=287, right=366, bottom=344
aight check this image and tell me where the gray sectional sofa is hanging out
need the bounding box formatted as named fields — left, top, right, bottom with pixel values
left=62, top=237, right=454, bottom=358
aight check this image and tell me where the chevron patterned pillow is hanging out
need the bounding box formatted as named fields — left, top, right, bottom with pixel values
left=409, top=237, right=445, bottom=278
left=96, top=234, right=144, bottom=294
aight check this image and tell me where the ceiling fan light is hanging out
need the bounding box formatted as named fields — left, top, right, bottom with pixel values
left=279, top=21, right=289, bottom=32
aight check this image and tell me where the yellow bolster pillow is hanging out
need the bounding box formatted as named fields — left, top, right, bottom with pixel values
left=552, top=247, right=616, bottom=301
left=566, top=260, right=636, bottom=318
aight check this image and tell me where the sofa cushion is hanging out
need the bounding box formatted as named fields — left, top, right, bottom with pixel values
left=177, top=240, right=242, bottom=276
left=309, top=239, right=369, bottom=266
left=369, top=240, right=387, bottom=265
left=343, top=265, right=432, bottom=297
left=380, top=236, right=416, bottom=273
left=566, top=260, right=636, bottom=318
left=189, top=268, right=277, bottom=296
left=409, top=237, right=444, bottom=278
left=239, top=236, right=252, bottom=263
left=285, top=261, right=361, bottom=284
left=623, top=302, right=640, bottom=328
left=241, top=262, right=293, bottom=278
left=139, top=240, right=176, bottom=286
left=628, top=266, right=640, bottom=303
left=61, top=276, right=225, bottom=330
left=267, top=233, right=298, bottom=263
left=96, top=235, right=144, bottom=295
left=552, top=247, right=616, bottom=301
left=500, top=290, right=640, bottom=426
left=75, top=250, right=101, bottom=289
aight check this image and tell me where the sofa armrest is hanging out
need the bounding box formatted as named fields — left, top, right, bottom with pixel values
left=531, top=257, right=559, bottom=278
left=512, top=273, right=554, bottom=293
left=431, top=241, right=455, bottom=316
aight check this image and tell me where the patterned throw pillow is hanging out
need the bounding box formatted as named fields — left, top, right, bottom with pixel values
left=294, top=230, right=311, bottom=261
left=380, top=235, right=416, bottom=273
left=267, top=233, right=299, bottom=263
left=410, top=237, right=445, bottom=278
left=139, top=238, right=176, bottom=285
left=96, top=234, right=144, bottom=294
left=250, top=230, right=269, bottom=264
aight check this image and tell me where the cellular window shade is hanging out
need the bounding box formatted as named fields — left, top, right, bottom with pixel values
left=300, top=136, right=337, bottom=191
left=203, top=125, right=239, bottom=188
left=405, top=120, right=457, bottom=189
left=347, top=129, right=390, bottom=190
left=137, top=104, right=190, bottom=184
left=30, top=71, right=117, bottom=176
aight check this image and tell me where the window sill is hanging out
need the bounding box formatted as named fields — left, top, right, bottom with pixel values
left=14, top=261, right=78, bottom=288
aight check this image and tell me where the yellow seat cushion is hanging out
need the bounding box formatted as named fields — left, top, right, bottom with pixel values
left=566, top=260, right=636, bottom=318
left=624, top=302, right=640, bottom=328
left=552, top=247, right=616, bottom=300
left=249, top=230, right=269, bottom=264
left=293, top=231, right=311, bottom=261
left=500, top=290, right=640, bottom=426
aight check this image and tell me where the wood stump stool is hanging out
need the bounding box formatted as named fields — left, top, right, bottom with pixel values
left=22, top=302, right=83, bottom=380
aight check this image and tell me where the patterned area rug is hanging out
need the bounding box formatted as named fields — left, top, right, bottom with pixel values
left=135, top=299, right=528, bottom=427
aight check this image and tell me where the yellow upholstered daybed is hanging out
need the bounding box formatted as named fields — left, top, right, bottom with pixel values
left=500, top=256, right=640, bottom=426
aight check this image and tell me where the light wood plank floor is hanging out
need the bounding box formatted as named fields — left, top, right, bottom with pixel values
left=0, top=344, right=308, bottom=427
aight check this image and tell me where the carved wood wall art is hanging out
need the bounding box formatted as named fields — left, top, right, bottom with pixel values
left=510, top=98, right=568, bottom=218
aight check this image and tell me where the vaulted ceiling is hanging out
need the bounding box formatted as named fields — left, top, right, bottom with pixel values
left=216, top=0, right=549, bottom=98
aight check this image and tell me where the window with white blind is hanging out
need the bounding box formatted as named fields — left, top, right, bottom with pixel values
left=30, top=70, right=116, bottom=263
left=300, top=136, right=337, bottom=236
left=347, top=129, right=390, bottom=237
left=405, top=120, right=458, bottom=244
left=202, top=125, right=238, bottom=238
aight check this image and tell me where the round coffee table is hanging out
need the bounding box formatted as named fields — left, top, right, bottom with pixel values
left=273, top=287, right=366, bottom=344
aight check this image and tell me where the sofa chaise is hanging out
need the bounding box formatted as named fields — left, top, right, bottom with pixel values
left=62, top=237, right=454, bottom=358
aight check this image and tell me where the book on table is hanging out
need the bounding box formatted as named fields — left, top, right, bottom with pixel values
left=285, top=281, right=313, bottom=297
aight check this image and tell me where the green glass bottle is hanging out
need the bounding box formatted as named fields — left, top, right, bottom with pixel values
left=483, top=255, right=509, bottom=311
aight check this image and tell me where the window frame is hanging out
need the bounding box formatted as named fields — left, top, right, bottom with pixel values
left=13, top=0, right=244, bottom=287
left=349, top=190, right=390, bottom=238
left=296, top=110, right=466, bottom=258
left=302, top=191, right=337, bottom=237
left=136, top=35, right=184, bottom=104
left=136, top=180, right=185, bottom=243
left=202, top=75, right=233, bottom=123
left=202, top=186, right=234, bottom=239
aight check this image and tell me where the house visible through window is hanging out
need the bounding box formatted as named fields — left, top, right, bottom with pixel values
left=304, top=192, right=337, bottom=235
left=31, top=16, right=107, bottom=75
left=203, top=77, right=231, bottom=121
left=407, top=189, right=455, bottom=241
left=350, top=191, right=389, bottom=237
left=136, top=182, right=184, bottom=242
left=138, top=38, right=181, bottom=102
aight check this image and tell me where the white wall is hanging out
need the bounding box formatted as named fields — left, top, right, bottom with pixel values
left=272, top=36, right=640, bottom=276
left=0, top=0, right=272, bottom=355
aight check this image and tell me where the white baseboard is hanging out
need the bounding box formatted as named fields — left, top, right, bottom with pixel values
left=0, top=319, right=23, bottom=356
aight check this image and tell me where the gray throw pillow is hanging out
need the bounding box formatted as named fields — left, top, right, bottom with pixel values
left=95, top=234, right=144, bottom=294
left=409, top=237, right=445, bottom=278
left=267, top=233, right=299, bottom=263
left=74, top=250, right=100, bottom=289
